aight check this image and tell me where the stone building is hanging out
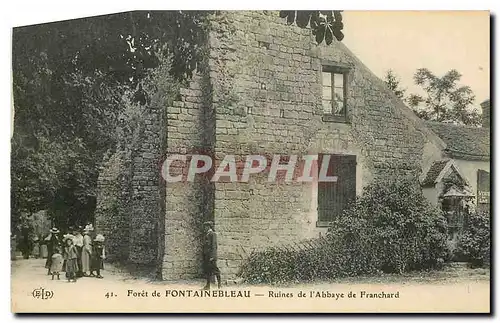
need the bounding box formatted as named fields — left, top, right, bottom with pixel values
left=95, top=11, right=454, bottom=280
left=421, top=99, right=491, bottom=226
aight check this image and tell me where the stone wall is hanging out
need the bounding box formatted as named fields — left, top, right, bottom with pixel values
left=162, top=65, right=216, bottom=279
left=127, top=100, right=167, bottom=266
left=95, top=149, right=132, bottom=262
left=97, top=11, right=445, bottom=280
left=95, top=65, right=214, bottom=279
left=95, top=84, right=169, bottom=268
left=207, top=11, right=439, bottom=278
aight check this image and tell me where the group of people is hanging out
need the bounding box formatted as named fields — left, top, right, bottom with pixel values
left=17, top=220, right=219, bottom=287
left=44, top=224, right=105, bottom=283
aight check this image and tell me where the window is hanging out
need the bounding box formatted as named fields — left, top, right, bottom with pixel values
left=317, top=154, right=356, bottom=226
left=321, top=65, right=350, bottom=122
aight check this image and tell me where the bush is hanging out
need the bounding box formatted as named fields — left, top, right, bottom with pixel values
left=238, top=236, right=379, bottom=285
left=238, top=176, right=449, bottom=284
left=457, top=212, right=490, bottom=268
left=327, top=176, right=449, bottom=273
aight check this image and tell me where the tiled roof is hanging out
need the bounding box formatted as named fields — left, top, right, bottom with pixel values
left=422, top=160, right=450, bottom=187
left=424, top=121, right=490, bottom=161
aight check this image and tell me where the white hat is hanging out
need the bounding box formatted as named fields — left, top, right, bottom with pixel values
left=63, top=234, right=76, bottom=242
left=94, top=234, right=105, bottom=242
left=83, top=224, right=94, bottom=232
left=49, top=227, right=60, bottom=234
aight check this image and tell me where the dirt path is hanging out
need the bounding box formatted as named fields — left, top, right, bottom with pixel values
left=11, top=258, right=490, bottom=313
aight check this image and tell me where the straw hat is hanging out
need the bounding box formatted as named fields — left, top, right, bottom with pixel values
left=49, top=227, right=60, bottom=234
left=63, top=234, right=76, bottom=243
left=94, top=234, right=105, bottom=242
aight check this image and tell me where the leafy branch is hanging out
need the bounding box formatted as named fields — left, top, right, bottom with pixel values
left=279, top=11, right=344, bottom=44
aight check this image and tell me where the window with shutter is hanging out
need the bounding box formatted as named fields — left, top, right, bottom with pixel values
left=477, top=169, right=490, bottom=213
left=317, top=154, right=357, bottom=226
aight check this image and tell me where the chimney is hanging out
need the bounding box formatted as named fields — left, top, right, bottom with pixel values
left=480, top=99, right=490, bottom=128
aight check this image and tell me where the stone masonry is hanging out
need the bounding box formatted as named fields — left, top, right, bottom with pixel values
left=95, top=91, right=168, bottom=273
left=95, top=11, right=445, bottom=280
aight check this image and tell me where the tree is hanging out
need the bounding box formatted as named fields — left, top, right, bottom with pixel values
left=407, top=68, right=481, bottom=126
left=384, top=69, right=406, bottom=100
left=11, top=10, right=346, bottom=231
left=11, top=11, right=212, bottom=230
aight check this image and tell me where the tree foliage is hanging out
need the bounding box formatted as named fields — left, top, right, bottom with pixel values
left=11, top=11, right=211, bottom=230
left=457, top=211, right=490, bottom=268
left=384, top=69, right=406, bottom=100
left=279, top=11, right=344, bottom=44
left=407, top=68, right=481, bottom=126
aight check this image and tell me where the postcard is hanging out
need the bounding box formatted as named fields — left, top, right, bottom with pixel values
left=10, top=10, right=490, bottom=313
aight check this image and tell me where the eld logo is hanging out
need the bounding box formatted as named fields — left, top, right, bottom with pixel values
left=32, top=287, right=54, bottom=300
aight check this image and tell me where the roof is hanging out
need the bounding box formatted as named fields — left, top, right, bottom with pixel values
left=443, top=186, right=474, bottom=198
left=422, top=160, right=450, bottom=186
left=421, top=159, right=472, bottom=188
left=424, top=121, right=490, bottom=161
left=480, top=99, right=490, bottom=107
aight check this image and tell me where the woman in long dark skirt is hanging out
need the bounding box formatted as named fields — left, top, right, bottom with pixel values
left=90, top=234, right=105, bottom=278
left=44, top=228, right=60, bottom=275
left=19, top=226, right=32, bottom=259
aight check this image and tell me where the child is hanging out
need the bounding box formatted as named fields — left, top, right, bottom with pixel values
left=63, top=235, right=78, bottom=282
left=50, top=247, right=63, bottom=280
left=90, top=234, right=105, bottom=279
left=32, top=236, right=40, bottom=259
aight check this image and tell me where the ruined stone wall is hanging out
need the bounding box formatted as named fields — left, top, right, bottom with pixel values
left=162, top=69, right=216, bottom=280
left=208, top=11, right=436, bottom=278
left=127, top=101, right=167, bottom=266
left=95, top=97, right=166, bottom=266
left=96, top=66, right=214, bottom=279
left=95, top=149, right=132, bottom=262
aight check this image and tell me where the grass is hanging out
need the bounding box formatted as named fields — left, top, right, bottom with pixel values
left=325, top=262, right=490, bottom=285
left=106, top=260, right=490, bottom=286
left=235, top=262, right=490, bottom=287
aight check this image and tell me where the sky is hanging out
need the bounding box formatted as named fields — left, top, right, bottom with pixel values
left=341, top=11, right=490, bottom=105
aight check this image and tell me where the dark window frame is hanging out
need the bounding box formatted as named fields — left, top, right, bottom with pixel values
left=321, top=64, right=351, bottom=123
